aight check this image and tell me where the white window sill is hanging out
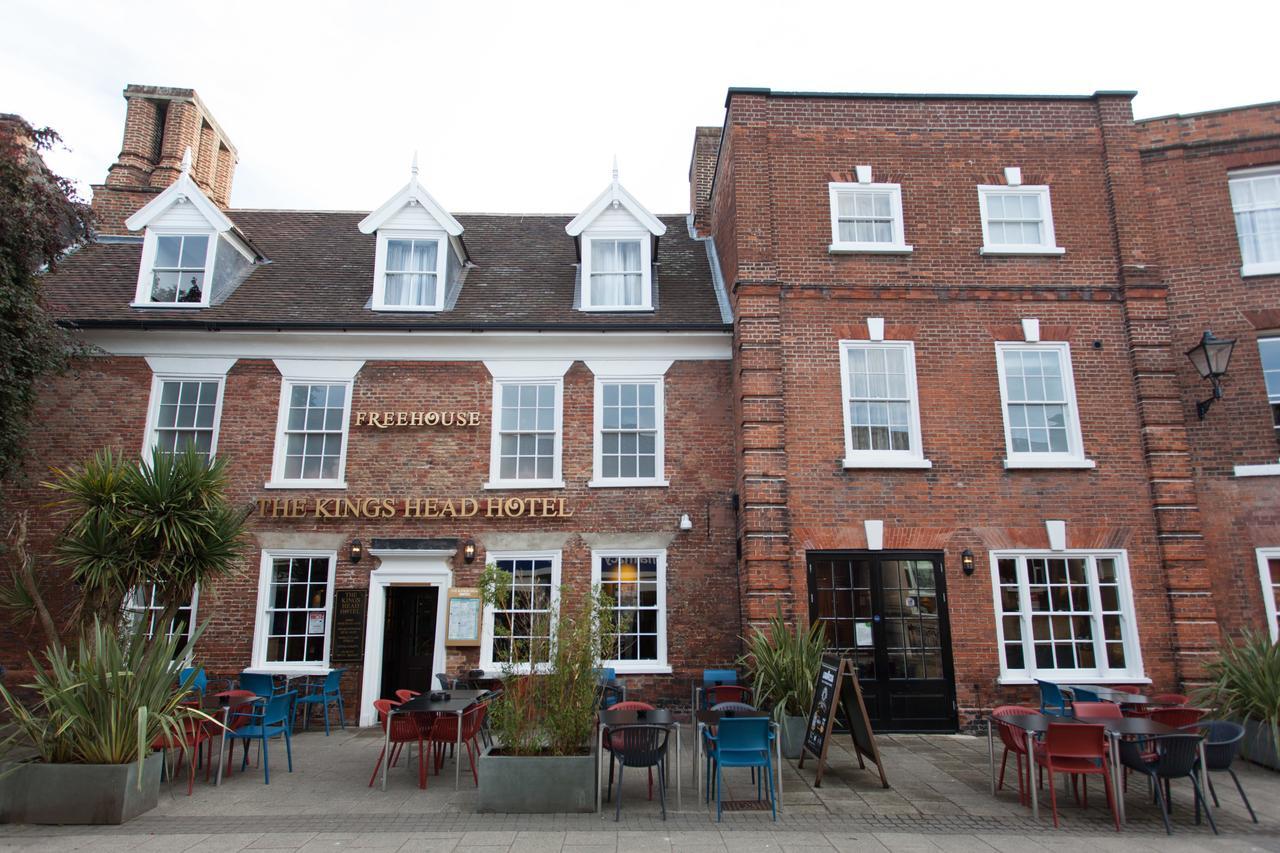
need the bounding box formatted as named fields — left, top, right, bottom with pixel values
left=579, top=305, right=655, bottom=313
left=588, top=479, right=670, bottom=488
left=980, top=246, right=1066, bottom=256
left=1242, top=262, right=1280, bottom=278
left=1004, top=457, right=1096, bottom=470
left=244, top=665, right=332, bottom=676
left=130, top=301, right=210, bottom=309
left=997, top=674, right=1150, bottom=687
left=1235, top=462, right=1280, bottom=477
left=828, top=243, right=914, bottom=255
left=603, top=664, right=673, bottom=676
left=842, top=456, right=932, bottom=469
left=482, top=480, right=566, bottom=490
left=263, top=480, right=348, bottom=490
left=371, top=305, right=445, bottom=313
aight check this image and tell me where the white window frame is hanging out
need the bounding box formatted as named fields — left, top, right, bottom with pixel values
left=250, top=549, right=337, bottom=674
left=123, top=583, right=199, bottom=645
left=142, top=373, right=227, bottom=462
left=484, top=367, right=567, bottom=490
left=591, top=548, right=670, bottom=674
left=1257, top=548, right=1280, bottom=642
left=590, top=374, right=668, bottom=487
left=990, top=549, right=1146, bottom=685
left=580, top=234, right=653, bottom=311
left=827, top=182, right=913, bottom=254
left=838, top=340, right=931, bottom=469
left=132, top=227, right=218, bottom=308
left=371, top=229, right=448, bottom=312
left=995, top=341, right=1094, bottom=469
left=265, top=360, right=362, bottom=490
left=977, top=185, right=1065, bottom=256
left=479, top=550, right=562, bottom=675
left=1229, top=166, right=1280, bottom=278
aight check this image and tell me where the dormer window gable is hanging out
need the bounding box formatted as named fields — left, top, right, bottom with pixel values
left=566, top=162, right=666, bottom=312
left=125, top=148, right=256, bottom=308
left=358, top=157, right=465, bottom=313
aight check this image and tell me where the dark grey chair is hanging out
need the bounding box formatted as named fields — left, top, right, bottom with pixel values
left=610, top=724, right=671, bottom=821
left=1119, top=733, right=1217, bottom=835
left=1196, top=720, right=1258, bottom=823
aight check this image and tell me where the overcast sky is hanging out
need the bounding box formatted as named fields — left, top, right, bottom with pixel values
left=3, top=0, right=1275, bottom=216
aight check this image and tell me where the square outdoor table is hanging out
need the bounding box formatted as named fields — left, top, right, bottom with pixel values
left=381, top=689, right=491, bottom=792
left=1060, top=684, right=1174, bottom=707
left=596, top=708, right=681, bottom=813
left=203, top=691, right=264, bottom=786
left=987, top=712, right=1203, bottom=824
left=693, top=708, right=782, bottom=813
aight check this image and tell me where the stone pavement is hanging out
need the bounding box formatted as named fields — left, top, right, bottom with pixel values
left=1, top=726, right=1277, bottom=851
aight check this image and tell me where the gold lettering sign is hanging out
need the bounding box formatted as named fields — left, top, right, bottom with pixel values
left=354, top=411, right=481, bottom=429
left=255, top=496, right=573, bottom=520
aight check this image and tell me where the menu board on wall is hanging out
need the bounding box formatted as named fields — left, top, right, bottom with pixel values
left=329, top=589, right=368, bottom=664
left=446, top=588, right=482, bottom=646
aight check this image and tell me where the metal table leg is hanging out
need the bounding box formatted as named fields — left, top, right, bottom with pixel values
left=774, top=720, right=783, bottom=813
left=215, top=705, right=228, bottom=786
left=988, top=718, right=996, bottom=795
left=1025, top=728, right=1039, bottom=819
left=675, top=723, right=682, bottom=810
left=694, top=721, right=702, bottom=806
left=1110, top=732, right=1125, bottom=825
left=381, top=708, right=394, bottom=791
left=1199, top=741, right=1210, bottom=817
left=596, top=723, right=605, bottom=813
left=454, top=709, right=463, bottom=790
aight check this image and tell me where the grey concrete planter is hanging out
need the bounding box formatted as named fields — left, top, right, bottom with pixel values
left=477, top=748, right=596, bottom=813
left=1242, top=719, right=1280, bottom=770
left=0, top=751, right=162, bottom=825
left=779, top=715, right=806, bottom=759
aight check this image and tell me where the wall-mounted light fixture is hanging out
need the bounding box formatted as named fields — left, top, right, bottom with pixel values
left=961, top=549, right=975, bottom=576
left=1186, top=329, right=1236, bottom=419
left=679, top=513, right=693, bottom=531
left=462, top=539, right=477, bottom=564
left=349, top=539, right=364, bottom=564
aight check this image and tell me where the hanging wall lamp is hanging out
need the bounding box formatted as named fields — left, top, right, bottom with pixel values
left=462, top=539, right=477, bottom=564
left=349, top=539, right=364, bottom=564
left=961, top=549, right=975, bottom=576
left=1185, top=329, right=1236, bottom=419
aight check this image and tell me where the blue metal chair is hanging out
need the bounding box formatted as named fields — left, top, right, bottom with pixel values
left=1072, top=686, right=1102, bottom=703
left=225, top=691, right=296, bottom=784
left=701, top=669, right=738, bottom=710
left=704, top=716, right=776, bottom=821
left=295, top=668, right=346, bottom=735
left=238, top=671, right=279, bottom=698
left=1036, top=679, right=1070, bottom=717
left=596, top=667, right=624, bottom=709
left=178, top=667, right=207, bottom=701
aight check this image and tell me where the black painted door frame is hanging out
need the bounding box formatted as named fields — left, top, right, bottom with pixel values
left=806, top=550, right=959, bottom=732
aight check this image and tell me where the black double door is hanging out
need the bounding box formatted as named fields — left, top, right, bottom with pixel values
left=380, top=586, right=439, bottom=698
left=806, top=552, right=958, bottom=732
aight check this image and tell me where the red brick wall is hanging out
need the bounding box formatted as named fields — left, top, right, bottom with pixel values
left=1138, top=102, right=1280, bottom=643
left=2, top=356, right=740, bottom=719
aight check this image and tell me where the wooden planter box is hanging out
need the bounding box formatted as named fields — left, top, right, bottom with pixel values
left=0, top=751, right=162, bottom=824
left=476, top=747, right=596, bottom=813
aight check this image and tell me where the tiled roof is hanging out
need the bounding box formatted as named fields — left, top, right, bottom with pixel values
left=43, top=211, right=728, bottom=330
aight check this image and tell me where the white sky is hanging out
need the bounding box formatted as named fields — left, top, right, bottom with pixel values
left=2, top=0, right=1276, bottom=216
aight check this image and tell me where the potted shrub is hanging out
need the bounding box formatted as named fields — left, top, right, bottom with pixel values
left=740, top=610, right=826, bottom=759
left=474, top=565, right=612, bottom=813
left=0, top=448, right=248, bottom=823
left=1195, top=629, right=1280, bottom=770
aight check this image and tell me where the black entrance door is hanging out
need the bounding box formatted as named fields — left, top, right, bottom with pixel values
left=381, top=586, right=439, bottom=698
left=806, top=552, right=958, bottom=732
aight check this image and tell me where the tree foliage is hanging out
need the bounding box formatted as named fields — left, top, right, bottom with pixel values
left=0, top=117, right=92, bottom=486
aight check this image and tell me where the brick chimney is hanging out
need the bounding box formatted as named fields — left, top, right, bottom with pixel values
left=91, top=85, right=237, bottom=235
left=688, top=126, right=721, bottom=236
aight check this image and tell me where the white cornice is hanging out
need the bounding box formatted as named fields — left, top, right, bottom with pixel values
left=565, top=179, right=666, bottom=237
left=358, top=178, right=463, bottom=236
left=124, top=173, right=234, bottom=233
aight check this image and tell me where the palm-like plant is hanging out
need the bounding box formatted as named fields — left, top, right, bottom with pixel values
left=1194, top=629, right=1280, bottom=758
left=740, top=609, right=827, bottom=720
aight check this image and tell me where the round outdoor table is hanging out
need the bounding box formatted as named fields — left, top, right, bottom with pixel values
left=691, top=708, right=782, bottom=814
left=986, top=712, right=1199, bottom=824
left=596, top=708, right=681, bottom=814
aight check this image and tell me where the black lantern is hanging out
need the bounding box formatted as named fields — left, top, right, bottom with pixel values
left=349, top=539, right=363, bottom=564
left=462, top=539, right=477, bottom=564
left=1185, top=330, right=1236, bottom=419
left=961, top=549, right=975, bottom=576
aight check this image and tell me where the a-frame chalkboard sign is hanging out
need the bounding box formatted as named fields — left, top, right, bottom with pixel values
left=798, top=654, right=889, bottom=788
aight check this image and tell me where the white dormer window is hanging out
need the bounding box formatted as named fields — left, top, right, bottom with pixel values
left=148, top=234, right=212, bottom=304
left=585, top=237, right=651, bottom=309
left=359, top=156, right=465, bottom=313
left=566, top=162, right=666, bottom=313
left=372, top=233, right=446, bottom=311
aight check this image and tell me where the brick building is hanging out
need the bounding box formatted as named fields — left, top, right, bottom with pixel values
left=4, top=83, right=1277, bottom=732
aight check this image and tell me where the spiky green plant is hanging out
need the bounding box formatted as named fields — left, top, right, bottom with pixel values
left=740, top=609, right=827, bottom=720
left=1194, top=629, right=1280, bottom=758
left=0, top=619, right=213, bottom=779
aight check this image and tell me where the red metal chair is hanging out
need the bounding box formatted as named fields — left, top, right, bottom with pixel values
left=708, top=684, right=752, bottom=707
left=991, top=705, right=1038, bottom=806
left=426, top=703, right=485, bottom=786
left=394, top=689, right=420, bottom=703
left=152, top=716, right=216, bottom=795
left=1109, top=685, right=1141, bottom=694
left=1150, top=706, right=1207, bottom=729
left=606, top=701, right=657, bottom=802
left=1072, top=701, right=1123, bottom=721
left=1033, top=722, right=1120, bottom=830
left=1151, top=692, right=1190, bottom=705
left=368, top=698, right=427, bottom=789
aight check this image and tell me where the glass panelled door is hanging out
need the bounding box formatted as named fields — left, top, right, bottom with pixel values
left=807, top=552, right=957, bottom=732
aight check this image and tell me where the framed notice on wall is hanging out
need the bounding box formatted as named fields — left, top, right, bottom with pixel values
left=446, top=588, right=482, bottom=646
